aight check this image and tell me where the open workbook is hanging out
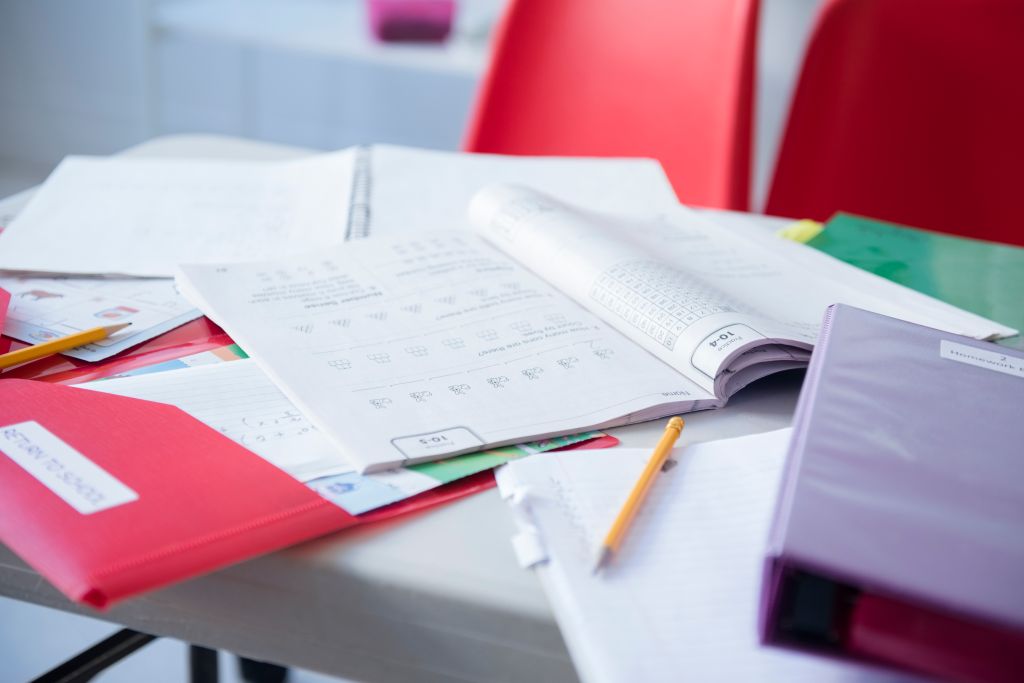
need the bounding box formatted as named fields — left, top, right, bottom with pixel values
left=175, top=185, right=1015, bottom=472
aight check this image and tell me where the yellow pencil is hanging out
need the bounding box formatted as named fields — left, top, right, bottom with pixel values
left=0, top=322, right=132, bottom=370
left=593, top=416, right=685, bottom=573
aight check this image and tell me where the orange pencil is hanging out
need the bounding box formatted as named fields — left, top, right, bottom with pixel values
left=0, top=322, right=131, bottom=370
left=593, top=416, right=685, bottom=573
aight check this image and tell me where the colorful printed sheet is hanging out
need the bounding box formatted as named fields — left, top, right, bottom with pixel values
left=0, top=276, right=202, bottom=361
left=308, top=432, right=604, bottom=514
left=104, top=343, right=248, bottom=378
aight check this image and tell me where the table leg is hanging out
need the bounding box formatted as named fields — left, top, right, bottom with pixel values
left=189, top=644, right=219, bottom=683
left=238, top=656, right=288, bottom=683
left=31, top=628, right=157, bottom=683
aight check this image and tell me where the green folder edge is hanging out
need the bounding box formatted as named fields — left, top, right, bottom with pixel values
left=787, top=213, right=1024, bottom=350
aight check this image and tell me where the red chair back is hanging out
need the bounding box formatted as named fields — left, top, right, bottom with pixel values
left=766, top=0, right=1024, bottom=245
left=464, top=0, right=760, bottom=210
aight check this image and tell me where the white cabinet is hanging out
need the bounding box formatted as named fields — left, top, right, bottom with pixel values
left=149, top=0, right=500, bottom=150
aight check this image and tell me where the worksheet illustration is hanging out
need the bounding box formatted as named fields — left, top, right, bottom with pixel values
left=0, top=276, right=201, bottom=361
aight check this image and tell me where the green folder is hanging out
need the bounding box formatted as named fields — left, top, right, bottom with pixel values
left=798, top=213, right=1024, bottom=349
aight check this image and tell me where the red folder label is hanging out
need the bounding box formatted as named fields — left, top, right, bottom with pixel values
left=1, top=420, right=139, bottom=514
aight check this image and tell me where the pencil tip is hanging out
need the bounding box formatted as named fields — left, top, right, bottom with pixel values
left=592, top=547, right=611, bottom=575
left=104, top=322, right=133, bottom=334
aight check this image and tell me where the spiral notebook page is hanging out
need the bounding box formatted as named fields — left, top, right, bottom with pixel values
left=496, top=430, right=915, bottom=683
left=0, top=152, right=355, bottom=277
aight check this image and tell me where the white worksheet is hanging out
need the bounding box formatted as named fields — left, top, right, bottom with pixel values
left=0, top=276, right=201, bottom=360
left=177, top=234, right=713, bottom=472
left=495, top=430, right=919, bottom=683
left=0, top=151, right=355, bottom=276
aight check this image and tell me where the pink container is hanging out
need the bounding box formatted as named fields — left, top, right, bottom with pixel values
left=367, top=0, right=455, bottom=42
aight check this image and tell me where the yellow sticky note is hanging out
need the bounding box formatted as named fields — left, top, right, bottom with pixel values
left=777, top=219, right=824, bottom=243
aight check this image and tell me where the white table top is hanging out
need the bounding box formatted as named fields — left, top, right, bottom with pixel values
left=0, top=135, right=802, bottom=683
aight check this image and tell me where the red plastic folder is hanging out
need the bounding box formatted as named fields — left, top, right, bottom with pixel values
left=0, top=285, right=9, bottom=323
left=0, top=286, right=10, bottom=354
left=0, top=379, right=353, bottom=608
left=1, top=316, right=232, bottom=384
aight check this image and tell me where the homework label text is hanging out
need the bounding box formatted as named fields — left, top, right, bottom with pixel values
left=940, top=340, right=1024, bottom=379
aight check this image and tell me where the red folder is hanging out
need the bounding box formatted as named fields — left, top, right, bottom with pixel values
left=0, top=316, right=231, bottom=384
left=0, top=378, right=353, bottom=608
left=0, top=286, right=10, bottom=354
left=0, top=378, right=617, bottom=608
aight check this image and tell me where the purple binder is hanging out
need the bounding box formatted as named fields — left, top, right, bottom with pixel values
left=761, top=304, right=1024, bottom=682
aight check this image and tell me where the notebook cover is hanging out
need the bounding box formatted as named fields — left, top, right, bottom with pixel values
left=0, top=286, right=9, bottom=353
left=805, top=213, right=1024, bottom=349
left=762, top=304, right=1024, bottom=639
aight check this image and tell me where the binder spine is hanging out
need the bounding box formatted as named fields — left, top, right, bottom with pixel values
left=760, top=305, right=839, bottom=638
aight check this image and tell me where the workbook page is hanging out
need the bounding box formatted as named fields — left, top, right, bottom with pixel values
left=470, top=186, right=1012, bottom=394
left=177, top=233, right=714, bottom=472
left=0, top=151, right=355, bottom=277
left=470, top=186, right=813, bottom=395
left=495, top=430, right=916, bottom=683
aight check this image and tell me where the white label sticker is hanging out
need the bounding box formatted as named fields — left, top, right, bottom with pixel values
left=940, top=340, right=1024, bottom=379
left=391, top=427, right=485, bottom=459
left=691, top=324, right=766, bottom=379
left=0, top=420, right=139, bottom=514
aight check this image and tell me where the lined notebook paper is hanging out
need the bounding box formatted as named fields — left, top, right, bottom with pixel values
left=496, top=430, right=917, bottom=682
left=80, top=359, right=352, bottom=481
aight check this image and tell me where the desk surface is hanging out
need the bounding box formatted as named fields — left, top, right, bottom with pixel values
left=0, top=135, right=802, bottom=683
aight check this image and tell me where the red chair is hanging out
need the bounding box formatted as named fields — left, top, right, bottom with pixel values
left=463, top=0, right=760, bottom=211
left=766, top=0, right=1024, bottom=246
